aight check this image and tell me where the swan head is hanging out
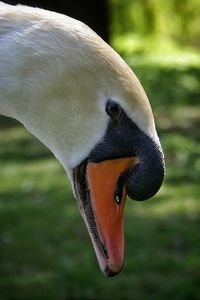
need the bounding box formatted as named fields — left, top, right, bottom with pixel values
left=44, top=46, right=165, bottom=277
left=0, top=3, right=165, bottom=276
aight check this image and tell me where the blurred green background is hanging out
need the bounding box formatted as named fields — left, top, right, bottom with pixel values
left=0, top=0, right=200, bottom=299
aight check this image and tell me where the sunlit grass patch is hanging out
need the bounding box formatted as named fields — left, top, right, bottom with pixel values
left=112, top=34, right=200, bottom=68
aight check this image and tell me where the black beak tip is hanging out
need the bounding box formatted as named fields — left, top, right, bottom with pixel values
left=104, top=265, right=124, bottom=277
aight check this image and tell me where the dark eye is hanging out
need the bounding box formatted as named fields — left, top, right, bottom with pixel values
left=106, top=100, right=122, bottom=120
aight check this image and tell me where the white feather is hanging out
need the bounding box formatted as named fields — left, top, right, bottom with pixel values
left=0, top=2, right=160, bottom=182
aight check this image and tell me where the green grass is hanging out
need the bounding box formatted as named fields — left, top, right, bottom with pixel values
left=0, top=60, right=200, bottom=299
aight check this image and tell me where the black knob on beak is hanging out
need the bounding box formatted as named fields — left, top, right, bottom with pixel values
left=126, top=143, right=165, bottom=201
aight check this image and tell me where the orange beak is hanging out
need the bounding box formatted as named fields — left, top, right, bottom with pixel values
left=86, top=157, right=139, bottom=276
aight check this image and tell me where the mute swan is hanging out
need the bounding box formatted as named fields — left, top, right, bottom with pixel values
left=0, top=2, right=165, bottom=276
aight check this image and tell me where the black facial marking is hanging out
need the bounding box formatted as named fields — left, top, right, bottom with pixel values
left=88, top=101, right=165, bottom=201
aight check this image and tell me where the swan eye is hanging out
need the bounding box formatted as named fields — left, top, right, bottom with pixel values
left=106, top=100, right=122, bottom=120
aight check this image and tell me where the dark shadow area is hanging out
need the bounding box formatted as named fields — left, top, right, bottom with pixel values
left=3, top=0, right=110, bottom=42
left=0, top=116, right=20, bottom=129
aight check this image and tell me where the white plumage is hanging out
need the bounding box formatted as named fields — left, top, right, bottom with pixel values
left=0, top=2, right=159, bottom=177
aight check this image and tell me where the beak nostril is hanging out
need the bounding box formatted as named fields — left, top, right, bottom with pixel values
left=114, top=174, right=126, bottom=205
left=114, top=193, right=121, bottom=205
